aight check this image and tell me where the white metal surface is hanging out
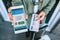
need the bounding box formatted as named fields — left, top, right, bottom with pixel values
left=0, top=0, right=10, bottom=21
left=46, top=1, right=60, bottom=32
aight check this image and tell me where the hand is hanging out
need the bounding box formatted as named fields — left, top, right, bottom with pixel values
left=24, top=13, right=28, bottom=20
left=8, top=7, right=13, bottom=23
left=36, top=11, right=46, bottom=22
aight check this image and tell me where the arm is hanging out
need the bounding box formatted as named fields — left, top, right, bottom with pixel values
left=37, top=0, right=56, bottom=21
left=43, top=0, right=56, bottom=16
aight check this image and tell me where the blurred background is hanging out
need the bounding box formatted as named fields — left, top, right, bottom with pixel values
left=0, top=0, right=60, bottom=40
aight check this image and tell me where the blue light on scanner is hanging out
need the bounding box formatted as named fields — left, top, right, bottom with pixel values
left=12, top=8, right=24, bottom=15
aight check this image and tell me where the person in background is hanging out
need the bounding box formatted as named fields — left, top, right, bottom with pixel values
left=5, top=0, right=56, bottom=40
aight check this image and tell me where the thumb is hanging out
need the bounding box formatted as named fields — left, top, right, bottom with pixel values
left=24, top=13, right=28, bottom=20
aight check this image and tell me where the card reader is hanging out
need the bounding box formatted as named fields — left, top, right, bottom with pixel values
left=11, top=5, right=28, bottom=34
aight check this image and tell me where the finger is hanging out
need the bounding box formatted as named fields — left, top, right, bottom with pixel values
left=36, top=13, right=43, bottom=21
left=8, top=13, right=12, bottom=17
left=24, top=13, right=28, bottom=20
left=40, top=15, right=45, bottom=20
left=10, top=16, right=13, bottom=22
left=8, top=13, right=13, bottom=22
left=40, top=13, right=45, bottom=20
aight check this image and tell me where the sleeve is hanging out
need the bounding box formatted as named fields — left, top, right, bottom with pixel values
left=43, top=0, right=56, bottom=16
left=22, top=0, right=28, bottom=14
